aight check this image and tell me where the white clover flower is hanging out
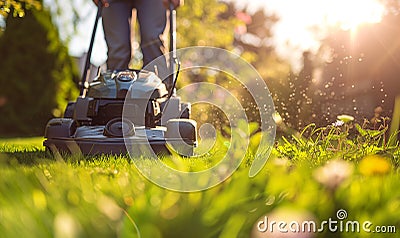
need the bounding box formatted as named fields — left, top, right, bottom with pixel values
left=314, top=159, right=353, bottom=190
left=54, top=212, right=81, bottom=238
left=332, top=120, right=344, bottom=127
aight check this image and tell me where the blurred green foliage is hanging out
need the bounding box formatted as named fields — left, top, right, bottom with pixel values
left=176, top=0, right=237, bottom=49
left=0, top=0, right=41, bottom=18
left=0, top=3, right=79, bottom=136
left=0, top=123, right=399, bottom=237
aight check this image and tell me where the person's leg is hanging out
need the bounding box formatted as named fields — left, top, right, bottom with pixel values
left=102, top=0, right=134, bottom=70
left=135, top=0, right=167, bottom=68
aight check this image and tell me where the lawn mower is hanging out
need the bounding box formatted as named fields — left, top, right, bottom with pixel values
left=43, top=3, right=197, bottom=156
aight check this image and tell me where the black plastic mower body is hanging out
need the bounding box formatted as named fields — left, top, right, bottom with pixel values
left=43, top=70, right=197, bottom=156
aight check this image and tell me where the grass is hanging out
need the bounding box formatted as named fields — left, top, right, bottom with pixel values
left=0, top=122, right=399, bottom=238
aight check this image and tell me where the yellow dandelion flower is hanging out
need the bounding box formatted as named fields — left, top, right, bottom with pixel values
left=359, top=155, right=391, bottom=176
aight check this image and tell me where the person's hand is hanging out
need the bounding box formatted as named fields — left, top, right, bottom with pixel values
left=163, top=0, right=182, bottom=9
left=93, top=0, right=109, bottom=7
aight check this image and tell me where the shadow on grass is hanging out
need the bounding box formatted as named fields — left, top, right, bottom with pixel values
left=0, top=137, right=54, bottom=166
left=0, top=150, right=54, bottom=166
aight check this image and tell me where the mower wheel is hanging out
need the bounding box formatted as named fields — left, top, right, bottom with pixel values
left=165, top=119, right=197, bottom=156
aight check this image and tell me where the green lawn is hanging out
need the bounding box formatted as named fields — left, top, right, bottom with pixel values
left=0, top=136, right=44, bottom=148
left=0, top=126, right=399, bottom=238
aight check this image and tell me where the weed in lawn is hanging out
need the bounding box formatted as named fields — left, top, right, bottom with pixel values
left=275, top=116, right=400, bottom=167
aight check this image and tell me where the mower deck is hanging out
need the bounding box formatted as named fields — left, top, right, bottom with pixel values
left=44, top=126, right=196, bottom=156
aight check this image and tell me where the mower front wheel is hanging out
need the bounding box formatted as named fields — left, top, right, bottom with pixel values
left=165, top=119, right=197, bottom=156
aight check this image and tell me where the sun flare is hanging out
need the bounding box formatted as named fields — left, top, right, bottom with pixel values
left=247, top=0, right=387, bottom=70
left=322, top=0, right=385, bottom=30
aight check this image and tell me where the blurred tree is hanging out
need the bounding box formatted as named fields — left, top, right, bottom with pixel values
left=175, top=1, right=293, bottom=133
left=0, top=2, right=79, bottom=136
left=177, top=0, right=237, bottom=49
left=130, top=0, right=239, bottom=68
left=219, top=2, right=293, bottom=130
left=314, top=1, right=400, bottom=126
left=0, top=0, right=41, bottom=18
left=169, top=0, right=238, bottom=131
left=277, top=52, right=315, bottom=130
